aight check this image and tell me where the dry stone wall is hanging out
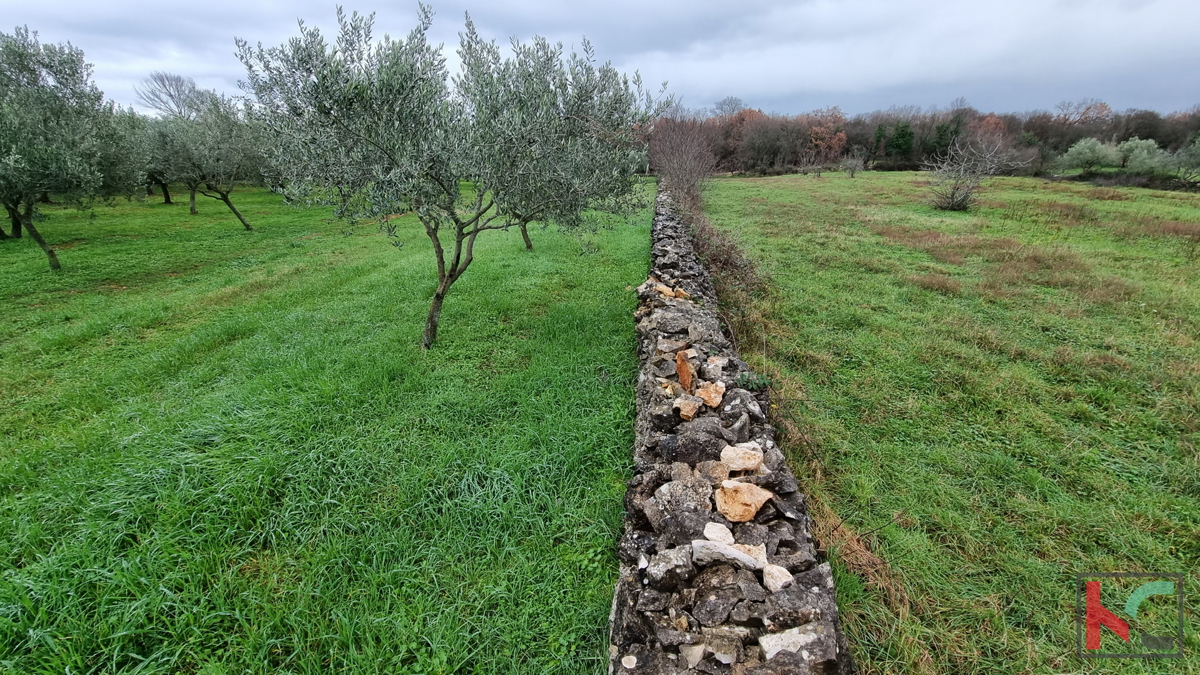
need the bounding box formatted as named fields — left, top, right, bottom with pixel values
left=608, top=193, right=850, bottom=675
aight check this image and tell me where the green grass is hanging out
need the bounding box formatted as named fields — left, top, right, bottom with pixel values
left=0, top=187, right=650, bottom=673
left=701, top=172, right=1200, bottom=674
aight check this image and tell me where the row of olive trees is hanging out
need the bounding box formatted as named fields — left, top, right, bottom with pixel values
left=1057, top=135, right=1200, bottom=183
left=237, top=7, right=661, bottom=347
left=0, top=27, right=145, bottom=268
left=4, top=12, right=658, bottom=348
left=1, top=27, right=267, bottom=271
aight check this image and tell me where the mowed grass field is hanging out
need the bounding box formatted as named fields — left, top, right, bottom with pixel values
left=0, top=188, right=649, bottom=674
left=702, top=173, right=1199, bottom=674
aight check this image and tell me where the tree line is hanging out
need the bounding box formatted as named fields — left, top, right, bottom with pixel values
left=653, top=95, right=1200, bottom=184
left=1, top=9, right=661, bottom=347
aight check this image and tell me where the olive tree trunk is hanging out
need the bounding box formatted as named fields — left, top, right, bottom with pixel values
left=3, top=206, right=18, bottom=238
left=189, top=188, right=198, bottom=215
left=519, top=221, right=533, bottom=251
left=218, top=192, right=252, bottom=231
left=422, top=280, right=450, bottom=349
left=7, top=206, right=22, bottom=238
left=158, top=180, right=173, bottom=204
left=20, top=206, right=60, bottom=270
left=419, top=204, right=494, bottom=349
left=198, top=187, right=253, bottom=230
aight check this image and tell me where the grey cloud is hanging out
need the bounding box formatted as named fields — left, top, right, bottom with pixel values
left=4, top=0, right=1197, bottom=115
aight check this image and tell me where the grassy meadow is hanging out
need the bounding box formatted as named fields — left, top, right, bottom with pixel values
left=702, top=172, right=1199, bottom=674
left=0, top=188, right=649, bottom=673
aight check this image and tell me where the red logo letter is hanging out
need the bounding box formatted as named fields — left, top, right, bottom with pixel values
left=1085, top=581, right=1130, bottom=650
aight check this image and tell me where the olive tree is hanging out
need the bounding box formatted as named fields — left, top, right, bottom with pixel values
left=1116, top=137, right=1175, bottom=177
left=0, top=26, right=143, bottom=268
left=1175, top=136, right=1200, bottom=186
left=1057, top=137, right=1120, bottom=174
left=238, top=7, right=657, bottom=347
left=147, top=94, right=263, bottom=227
left=136, top=72, right=221, bottom=204
left=188, top=95, right=263, bottom=229
left=458, top=28, right=653, bottom=251
left=143, top=116, right=179, bottom=204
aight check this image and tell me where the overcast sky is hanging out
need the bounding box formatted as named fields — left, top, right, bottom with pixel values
left=4, top=0, right=1198, bottom=116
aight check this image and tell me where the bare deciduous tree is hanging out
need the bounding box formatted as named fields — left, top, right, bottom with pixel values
left=927, top=135, right=1024, bottom=211
left=713, top=96, right=744, bottom=118
left=134, top=71, right=208, bottom=120
left=650, top=116, right=716, bottom=205
left=840, top=155, right=864, bottom=177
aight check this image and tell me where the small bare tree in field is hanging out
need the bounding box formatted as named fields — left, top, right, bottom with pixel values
left=927, top=134, right=1024, bottom=211
left=650, top=116, right=715, bottom=206
left=840, top=155, right=864, bottom=177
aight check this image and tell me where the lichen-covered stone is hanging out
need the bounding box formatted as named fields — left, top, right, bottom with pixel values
left=736, top=470, right=800, bottom=496
left=735, top=569, right=768, bottom=603
left=650, top=510, right=713, bottom=548
left=692, top=539, right=762, bottom=570
left=763, top=564, right=795, bottom=593
left=656, top=337, right=689, bottom=354
left=645, top=545, right=695, bottom=591
left=696, top=460, right=732, bottom=485
left=734, top=522, right=769, bottom=548
left=769, top=539, right=817, bottom=574
left=756, top=621, right=838, bottom=666
left=704, top=521, right=736, bottom=544
left=719, top=388, right=766, bottom=423
left=657, top=425, right=728, bottom=465
left=692, top=588, right=741, bottom=626
left=653, top=478, right=713, bottom=513
left=727, top=413, right=751, bottom=444
left=692, top=563, right=739, bottom=593
left=618, top=529, right=659, bottom=566
left=636, top=588, right=671, bottom=612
